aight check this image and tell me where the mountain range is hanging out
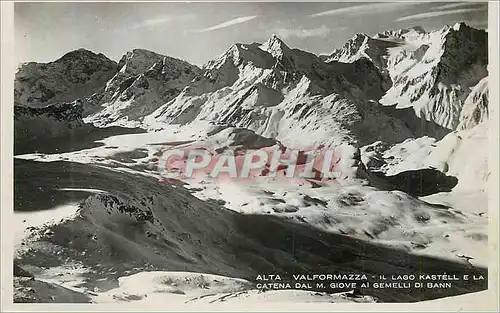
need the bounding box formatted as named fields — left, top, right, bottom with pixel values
left=15, top=22, right=488, bottom=134
left=14, top=22, right=489, bottom=188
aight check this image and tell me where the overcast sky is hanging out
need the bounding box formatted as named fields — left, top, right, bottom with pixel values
left=14, top=1, right=488, bottom=66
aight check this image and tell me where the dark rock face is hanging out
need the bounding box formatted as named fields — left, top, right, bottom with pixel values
left=14, top=101, right=84, bottom=123
left=13, top=101, right=144, bottom=155
left=437, top=23, right=488, bottom=88
left=14, top=102, right=85, bottom=149
left=372, top=168, right=459, bottom=197
left=15, top=49, right=119, bottom=108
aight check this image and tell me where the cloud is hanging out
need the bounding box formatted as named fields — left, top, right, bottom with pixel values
left=433, top=2, right=485, bottom=10
left=273, top=25, right=345, bottom=39
left=117, top=14, right=194, bottom=31
left=310, top=2, right=421, bottom=17
left=126, top=16, right=172, bottom=30
left=196, top=15, right=257, bottom=33
left=395, top=7, right=487, bottom=22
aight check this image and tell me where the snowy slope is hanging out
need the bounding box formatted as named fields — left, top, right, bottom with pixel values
left=458, top=77, right=489, bottom=130
left=14, top=156, right=487, bottom=303
left=15, top=122, right=489, bottom=267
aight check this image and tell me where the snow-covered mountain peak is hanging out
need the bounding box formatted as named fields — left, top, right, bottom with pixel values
left=325, top=33, right=371, bottom=58
left=205, top=35, right=322, bottom=76
left=379, top=22, right=488, bottom=129
left=85, top=47, right=201, bottom=124
left=204, top=36, right=296, bottom=75
left=205, top=43, right=256, bottom=69
left=452, top=21, right=467, bottom=31
left=351, top=33, right=370, bottom=42
left=259, top=34, right=291, bottom=59
left=58, top=48, right=110, bottom=63
left=373, top=26, right=426, bottom=40
left=316, top=22, right=488, bottom=130
left=109, top=48, right=199, bottom=85
left=117, top=49, right=168, bottom=75
left=322, top=32, right=400, bottom=70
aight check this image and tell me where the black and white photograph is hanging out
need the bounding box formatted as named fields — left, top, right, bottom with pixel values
left=2, top=0, right=498, bottom=309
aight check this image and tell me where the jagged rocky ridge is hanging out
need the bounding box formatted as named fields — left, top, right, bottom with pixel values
left=93, top=49, right=201, bottom=123
left=322, top=23, right=488, bottom=130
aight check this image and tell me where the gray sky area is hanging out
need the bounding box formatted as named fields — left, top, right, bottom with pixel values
left=15, top=1, right=488, bottom=66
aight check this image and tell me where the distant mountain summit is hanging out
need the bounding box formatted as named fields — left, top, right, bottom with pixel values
left=15, top=48, right=118, bottom=108
left=89, top=49, right=201, bottom=125
left=320, top=33, right=401, bottom=73
left=322, top=23, right=488, bottom=130
left=373, top=26, right=426, bottom=39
